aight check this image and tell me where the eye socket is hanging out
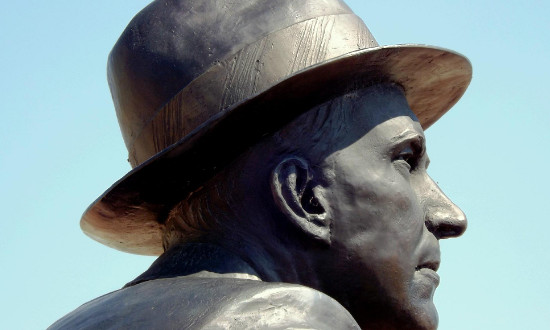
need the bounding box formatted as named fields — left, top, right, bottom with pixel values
left=394, top=145, right=420, bottom=172
left=391, top=135, right=426, bottom=174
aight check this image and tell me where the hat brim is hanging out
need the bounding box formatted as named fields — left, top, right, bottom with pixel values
left=81, top=44, right=472, bottom=255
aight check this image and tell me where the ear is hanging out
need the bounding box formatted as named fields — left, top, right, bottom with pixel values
left=271, top=157, right=331, bottom=244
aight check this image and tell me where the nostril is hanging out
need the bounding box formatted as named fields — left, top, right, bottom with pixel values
left=425, top=209, right=467, bottom=239
left=438, top=220, right=467, bottom=239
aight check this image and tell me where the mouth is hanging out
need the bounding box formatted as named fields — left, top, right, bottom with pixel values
left=414, top=261, right=441, bottom=289
left=415, top=260, right=440, bottom=272
left=415, top=260, right=441, bottom=286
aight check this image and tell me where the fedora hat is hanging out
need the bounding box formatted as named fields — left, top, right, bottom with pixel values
left=82, top=0, right=472, bottom=255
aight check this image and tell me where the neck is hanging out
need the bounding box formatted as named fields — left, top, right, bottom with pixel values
left=125, top=242, right=260, bottom=287
left=215, top=227, right=321, bottom=289
left=128, top=231, right=321, bottom=289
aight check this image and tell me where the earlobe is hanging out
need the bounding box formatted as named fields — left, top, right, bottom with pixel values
left=271, top=157, right=331, bottom=244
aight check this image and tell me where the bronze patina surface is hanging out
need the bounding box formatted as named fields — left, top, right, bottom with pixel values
left=51, top=0, right=471, bottom=329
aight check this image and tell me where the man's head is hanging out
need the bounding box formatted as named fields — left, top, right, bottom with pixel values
left=81, top=0, right=471, bottom=255
left=163, top=83, right=467, bottom=329
left=79, top=1, right=471, bottom=328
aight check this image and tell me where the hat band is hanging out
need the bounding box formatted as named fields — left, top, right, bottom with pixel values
left=127, top=13, right=378, bottom=167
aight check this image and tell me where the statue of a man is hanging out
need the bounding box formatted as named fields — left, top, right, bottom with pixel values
left=50, top=0, right=471, bottom=329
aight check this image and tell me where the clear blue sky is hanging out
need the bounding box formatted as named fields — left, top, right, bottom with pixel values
left=1, top=1, right=548, bottom=329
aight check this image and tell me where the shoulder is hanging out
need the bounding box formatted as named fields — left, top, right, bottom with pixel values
left=49, top=274, right=359, bottom=329
left=204, top=280, right=360, bottom=329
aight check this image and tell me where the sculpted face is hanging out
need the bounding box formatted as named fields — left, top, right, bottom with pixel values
left=312, top=85, right=467, bottom=329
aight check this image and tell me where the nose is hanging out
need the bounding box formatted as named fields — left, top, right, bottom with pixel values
left=423, top=176, right=467, bottom=239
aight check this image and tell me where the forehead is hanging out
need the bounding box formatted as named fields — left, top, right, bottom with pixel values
left=319, top=84, right=423, bottom=151
left=343, top=84, right=419, bottom=133
left=273, top=83, right=424, bottom=164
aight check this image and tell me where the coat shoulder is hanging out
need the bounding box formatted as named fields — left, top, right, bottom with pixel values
left=49, top=275, right=359, bottom=329
left=206, top=280, right=360, bottom=329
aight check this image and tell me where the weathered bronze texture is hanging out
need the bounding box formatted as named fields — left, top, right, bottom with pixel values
left=52, top=0, right=472, bottom=329
left=82, top=0, right=471, bottom=256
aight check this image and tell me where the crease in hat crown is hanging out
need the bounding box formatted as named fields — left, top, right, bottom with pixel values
left=108, top=0, right=369, bottom=168
left=84, top=0, right=472, bottom=255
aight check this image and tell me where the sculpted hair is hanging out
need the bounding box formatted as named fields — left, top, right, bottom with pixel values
left=162, top=85, right=393, bottom=251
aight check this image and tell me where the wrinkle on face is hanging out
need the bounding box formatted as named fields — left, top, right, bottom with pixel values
left=292, top=84, right=458, bottom=329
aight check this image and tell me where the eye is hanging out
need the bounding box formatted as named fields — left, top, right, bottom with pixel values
left=390, top=135, right=426, bottom=174
left=394, top=146, right=418, bottom=172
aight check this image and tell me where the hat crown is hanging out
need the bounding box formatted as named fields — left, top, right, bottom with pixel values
left=108, top=0, right=376, bottom=167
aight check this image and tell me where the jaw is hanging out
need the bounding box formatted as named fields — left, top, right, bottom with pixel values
left=316, top=262, right=440, bottom=330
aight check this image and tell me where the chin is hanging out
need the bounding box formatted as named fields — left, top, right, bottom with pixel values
left=406, top=301, right=439, bottom=330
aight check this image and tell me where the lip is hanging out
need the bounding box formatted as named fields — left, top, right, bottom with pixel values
left=416, top=267, right=440, bottom=285
left=416, top=260, right=440, bottom=272
left=415, top=259, right=441, bottom=287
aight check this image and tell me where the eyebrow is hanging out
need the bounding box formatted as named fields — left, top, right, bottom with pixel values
left=390, top=129, right=425, bottom=145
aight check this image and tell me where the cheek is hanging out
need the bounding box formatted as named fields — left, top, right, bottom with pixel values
left=351, top=174, right=417, bottom=223
left=332, top=171, right=424, bottom=249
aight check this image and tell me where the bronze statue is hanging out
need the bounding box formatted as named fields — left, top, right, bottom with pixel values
left=50, top=0, right=471, bottom=329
